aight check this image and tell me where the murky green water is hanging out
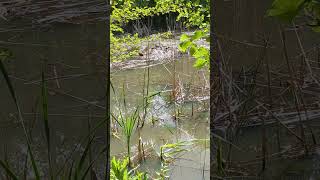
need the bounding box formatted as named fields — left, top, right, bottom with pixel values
left=111, top=58, right=210, bottom=179
left=214, top=0, right=320, bottom=179
left=0, top=19, right=210, bottom=179
left=0, top=21, right=108, bottom=178
left=1, top=0, right=320, bottom=179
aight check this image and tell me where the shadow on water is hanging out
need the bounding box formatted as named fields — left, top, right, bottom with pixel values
left=213, top=0, right=320, bottom=179
left=0, top=21, right=107, bottom=178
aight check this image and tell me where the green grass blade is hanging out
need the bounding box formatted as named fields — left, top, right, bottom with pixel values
left=56, top=117, right=109, bottom=176
left=74, top=137, right=94, bottom=180
left=111, top=113, right=122, bottom=128
left=42, top=71, right=53, bottom=180
left=0, top=54, right=18, bottom=106
left=0, top=160, right=19, bottom=180
left=80, top=146, right=108, bottom=180
left=122, top=83, right=127, bottom=110
left=68, top=161, right=74, bottom=180
left=0, top=54, right=40, bottom=180
left=110, top=80, right=116, bottom=94
left=23, top=153, right=28, bottom=180
left=27, top=144, right=40, bottom=180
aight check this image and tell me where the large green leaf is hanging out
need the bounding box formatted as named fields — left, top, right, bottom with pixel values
left=191, top=30, right=206, bottom=41
left=179, top=34, right=190, bottom=42
left=267, top=0, right=306, bottom=22
left=193, top=58, right=208, bottom=69
left=193, top=47, right=209, bottom=59
left=178, top=41, right=193, bottom=52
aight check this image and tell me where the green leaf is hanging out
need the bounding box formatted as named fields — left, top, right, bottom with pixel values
left=205, top=36, right=210, bottom=42
left=178, top=41, right=193, bottom=52
left=0, top=49, right=13, bottom=59
left=193, top=58, right=208, bottom=69
left=267, top=0, right=306, bottom=22
left=189, top=45, right=197, bottom=56
left=191, top=30, right=205, bottom=41
left=193, top=47, right=209, bottom=59
left=41, top=70, right=53, bottom=180
left=180, top=34, right=190, bottom=42
left=312, top=26, right=320, bottom=32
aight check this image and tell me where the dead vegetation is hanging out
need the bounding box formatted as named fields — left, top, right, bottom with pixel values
left=211, top=28, right=320, bottom=178
left=0, top=0, right=108, bottom=25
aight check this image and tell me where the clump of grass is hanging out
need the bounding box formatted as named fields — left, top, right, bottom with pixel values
left=112, top=107, right=139, bottom=166
left=155, top=163, right=169, bottom=180
left=156, top=139, right=208, bottom=179
left=110, top=157, right=148, bottom=180
left=111, top=157, right=130, bottom=180
left=159, top=141, right=190, bottom=163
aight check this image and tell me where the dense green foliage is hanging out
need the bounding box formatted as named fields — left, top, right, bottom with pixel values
left=111, top=0, right=209, bottom=34
left=110, top=157, right=147, bottom=180
left=178, top=30, right=209, bottom=68
left=111, top=0, right=210, bottom=67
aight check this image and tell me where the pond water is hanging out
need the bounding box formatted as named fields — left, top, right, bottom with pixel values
left=0, top=19, right=210, bottom=179
left=222, top=123, right=320, bottom=179
left=0, top=21, right=108, bottom=178
left=110, top=58, right=210, bottom=179
left=213, top=0, right=320, bottom=179
left=1, top=0, right=320, bottom=179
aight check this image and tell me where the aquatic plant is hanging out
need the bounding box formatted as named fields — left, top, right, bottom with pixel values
left=154, top=163, right=169, bottom=180
left=159, top=141, right=190, bottom=163
left=110, top=157, right=148, bottom=180
left=156, top=139, right=208, bottom=179
left=156, top=142, right=188, bottom=180
left=113, top=108, right=139, bottom=166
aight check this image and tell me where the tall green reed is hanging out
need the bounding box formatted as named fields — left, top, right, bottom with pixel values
left=112, top=107, right=139, bottom=166
left=0, top=49, right=40, bottom=179
left=41, top=65, right=54, bottom=180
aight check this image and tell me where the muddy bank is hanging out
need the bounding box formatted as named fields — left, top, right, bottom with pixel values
left=111, top=33, right=209, bottom=71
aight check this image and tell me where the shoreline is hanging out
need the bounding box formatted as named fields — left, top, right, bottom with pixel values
left=111, top=33, right=209, bottom=71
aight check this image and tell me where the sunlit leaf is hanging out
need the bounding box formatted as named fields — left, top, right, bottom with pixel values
left=180, top=34, right=190, bottom=42
left=191, top=30, right=206, bottom=41
left=178, top=41, right=193, bottom=52
left=193, top=58, right=208, bottom=68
